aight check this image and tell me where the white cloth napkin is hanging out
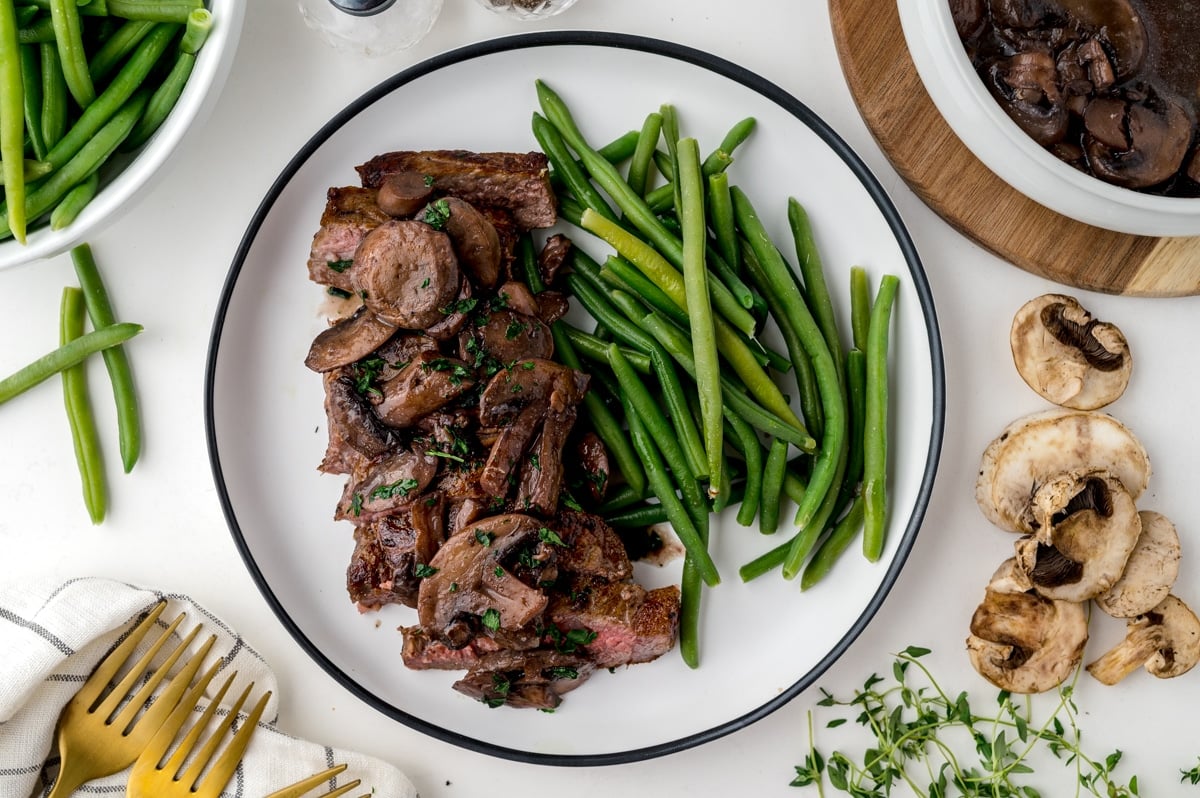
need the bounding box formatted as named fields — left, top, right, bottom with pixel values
left=0, top=577, right=419, bottom=798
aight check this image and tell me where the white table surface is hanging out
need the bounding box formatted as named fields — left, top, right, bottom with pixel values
left=4, top=1, right=1200, bottom=795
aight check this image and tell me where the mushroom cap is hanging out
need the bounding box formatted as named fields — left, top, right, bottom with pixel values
left=1096, top=510, right=1182, bottom=618
left=1084, top=89, right=1194, bottom=189
left=1013, top=470, right=1141, bottom=602
left=1087, top=595, right=1200, bottom=684
left=967, top=558, right=1089, bottom=693
left=1009, top=294, right=1131, bottom=410
left=975, top=409, right=1151, bottom=533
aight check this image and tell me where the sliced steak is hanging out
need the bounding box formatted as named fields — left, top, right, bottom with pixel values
left=335, top=446, right=439, bottom=522
left=307, top=186, right=388, bottom=290
left=353, top=220, right=460, bottom=330
left=452, top=649, right=595, bottom=710
left=357, top=150, right=557, bottom=229
left=304, top=305, right=397, bottom=373
left=400, top=625, right=502, bottom=670
left=548, top=582, right=680, bottom=669
left=552, top=510, right=632, bottom=583
left=346, top=493, right=446, bottom=610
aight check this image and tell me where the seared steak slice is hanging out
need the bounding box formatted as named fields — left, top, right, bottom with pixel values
left=552, top=510, right=632, bottom=582
left=548, top=582, right=680, bottom=669
left=356, top=150, right=556, bottom=229
left=307, top=186, right=388, bottom=290
left=452, top=649, right=595, bottom=710
left=347, top=494, right=445, bottom=610
left=319, top=370, right=400, bottom=474
left=401, top=625, right=502, bottom=670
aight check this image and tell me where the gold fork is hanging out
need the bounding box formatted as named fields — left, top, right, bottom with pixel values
left=47, top=601, right=215, bottom=798
left=265, top=763, right=369, bottom=798
left=127, top=659, right=272, bottom=798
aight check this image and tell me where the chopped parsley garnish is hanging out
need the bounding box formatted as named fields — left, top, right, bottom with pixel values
left=493, top=566, right=505, bottom=578
left=350, top=356, right=386, bottom=397
left=425, top=449, right=465, bottom=463
left=560, top=489, right=583, bottom=511
left=326, top=259, right=353, bottom=273
left=538, top=527, right=567, bottom=547
left=529, top=454, right=540, bottom=471
left=438, top=297, right=478, bottom=316
left=413, top=563, right=438, bottom=578
left=504, top=320, right=527, bottom=340
left=490, top=292, right=510, bottom=310
left=421, top=198, right=452, bottom=230
left=368, top=478, right=419, bottom=501
left=350, top=492, right=363, bottom=517
left=422, top=174, right=435, bottom=186
left=449, top=582, right=459, bottom=593
left=474, top=529, right=495, bottom=547
left=422, top=357, right=473, bottom=386
left=326, top=286, right=353, bottom=299
left=521, top=361, right=537, bottom=370
left=480, top=608, right=501, bottom=631
left=541, top=624, right=597, bottom=654
left=482, top=672, right=510, bottom=708
left=420, top=277, right=430, bottom=289
left=548, top=666, right=579, bottom=680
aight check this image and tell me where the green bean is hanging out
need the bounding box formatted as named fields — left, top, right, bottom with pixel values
left=601, top=255, right=689, bottom=328
left=677, top=136, right=723, bottom=496
left=626, top=110, right=661, bottom=197
left=707, top=171, right=738, bottom=274
left=14, top=4, right=35, bottom=23
left=59, top=287, right=106, bottom=523
left=679, top=547, right=703, bottom=669
left=704, top=116, right=756, bottom=174
left=740, top=238, right=823, bottom=439
left=49, top=0, right=94, bottom=107
left=0, top=88, right=148, bottom=239
left=788, top=198, right=844, bottom=380
left=0, top=0, right=27, bottom=243
left=863, top=274, right=899, bottom=562
left=597, top=482, right=644, bottom=514
left=731, top=186, right=847, bottom=580
left=49, top=168, right=96, bottom=227
left=43, top=23, right=177, bottom=171
left=726, top=414, right=762, bottom=527
left=658, top=104, right=682, bottom=213
left=19, top=43, right=46, bottom=160
left=786, top=428, right=849, bottom=566
left=39, top=42, right=65, bottom=149
left=106, top=0, right=201, bottom=23
left=561, top=323, right=650, bottom=374
left=641, top=310, right=816, bottom=451
left=122, top=12, right=209, bottom=150
left=0, top=321, right=142, bottom=403
left=801, top=495, right=866, bottom=590
left=850, top=265, right=871, bottom=353
left=87, top=18, right=155, bottom=80
left=759, top=437, right=788, bottom=535
left=0, top=158, right=51, bottom=182
left=71, top=243, right=141, bottom=472
left=178, top=4, right=207, bottom=51
left=652, top=146, right=736, bottom=184
left=604, top=501, right=667, bottom=528
left=611, top=348, right=720, bottom=588
left=658, top=213, right=758, bottom=312
left=838, top=348, right=868, bottom=507
left=595, top=129, right=638, bottom=163
left=533, top=111, right=617, bottom=223
left=17, top=13, right=52, bottom=41
left=549, top=323, right=646, bottom=500
left=564, top=271, right=656, bottom=354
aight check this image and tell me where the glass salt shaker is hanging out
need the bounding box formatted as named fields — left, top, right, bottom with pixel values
left=298, top=0, right=444, bottom=57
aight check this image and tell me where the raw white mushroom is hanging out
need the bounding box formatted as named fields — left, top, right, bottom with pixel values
left=1096, top=511, right=1182, bottom=618
left=1010, top=294, right=1131, bottom=410
left=1013, top=471, right=1141, bottom=603
left=975, top=409, right=1151, bottom=534
left=1086, top=595, right=1200, bottom=684
left=967, top=558, right=1089, bottom=694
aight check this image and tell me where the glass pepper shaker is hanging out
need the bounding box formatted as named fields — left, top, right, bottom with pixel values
left=298, top=0, right=443, bottom=57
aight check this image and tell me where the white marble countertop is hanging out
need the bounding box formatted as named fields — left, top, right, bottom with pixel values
left=3, top=1, right=1200, bottom=795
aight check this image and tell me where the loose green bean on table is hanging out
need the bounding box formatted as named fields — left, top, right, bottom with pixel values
left=59, top=286, right=106, bottom=524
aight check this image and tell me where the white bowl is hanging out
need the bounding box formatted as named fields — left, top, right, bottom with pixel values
left=0, top=0, right=246, bottom=270
left=898, top=0, right=1200, bottom=237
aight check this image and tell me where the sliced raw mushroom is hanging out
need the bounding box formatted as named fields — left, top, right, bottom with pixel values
left=967, top=558, right=1089, bottom=693
left=975, top=408, right=1151, bottom=533
left=1009, top=294, right=1131, bottom=410
left=416, top=514, right=555, bottom=646
left=352, top=220, right=461, bottom=330
left=1086, top=595, right=1200, bottom=684
left=304, top=305, right=397, bottom=373
left=1013, top=470, right=1141, bottom=602
left=1096, top=511, right=1182, bottom=618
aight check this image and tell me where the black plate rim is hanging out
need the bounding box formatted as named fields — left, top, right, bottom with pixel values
left=204, top=29, right=947, bottom=767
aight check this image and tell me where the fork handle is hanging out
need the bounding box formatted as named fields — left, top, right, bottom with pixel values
left=45, top=757, right=91, bottom=798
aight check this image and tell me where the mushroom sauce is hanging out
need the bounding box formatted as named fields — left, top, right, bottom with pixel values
left=952, top=0, right=1200, bottom=196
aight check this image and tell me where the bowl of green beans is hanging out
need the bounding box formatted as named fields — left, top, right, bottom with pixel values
left=0, top=0, right=245, bottom=269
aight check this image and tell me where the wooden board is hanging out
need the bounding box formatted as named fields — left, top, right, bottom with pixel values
left=828, top=0, right=1200, bottom=297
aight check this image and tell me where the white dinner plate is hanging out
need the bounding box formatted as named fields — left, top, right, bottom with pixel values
left=206, top=31, right=945, bottom=765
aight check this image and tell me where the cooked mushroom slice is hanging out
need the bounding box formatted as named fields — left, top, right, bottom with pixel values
left=352, top=220, right=461, bottom=330
left=1013, top=471, right=1140, bottom=603
left=1084, top=89, right=1194, bottom=189
left=967, top=558, right=1089, bottom=694
left=425, top=276, right=474, bottom=342
left=1096, top=511, right=1182, bottom=618
left=335, top=445, right=439, bottom=522
left=975, top=408, right=1151, bottom=533
left=318, top=370, right=400, bottom=474
left=985, top=50, right=1069, bottom=146
left=1009, top=294, right=1131, bottom=410
left=376, top=171, right=434, bottom=218
left=374, top=351, right=476, bottom=429
left=304, top=305, right=398, bottom=373
left=425, top=197, right=502, bottom=290
left=1086, top=595, right=1200, bottom=684
left=416, top=514, right=554, bottom=644
left=452, top=649, right=595, bottom=710
left=1053, top=0, right=1148, bottom=79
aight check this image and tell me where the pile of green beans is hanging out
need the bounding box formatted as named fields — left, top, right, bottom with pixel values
left=530, top=80, right=901, bottom=664
left=0, top=243, right=142, bottom=522
left=0, top=0, right=214, bottom=243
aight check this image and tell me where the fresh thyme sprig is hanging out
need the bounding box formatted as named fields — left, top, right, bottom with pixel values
left=792, top=646, right=1141, bottom=797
